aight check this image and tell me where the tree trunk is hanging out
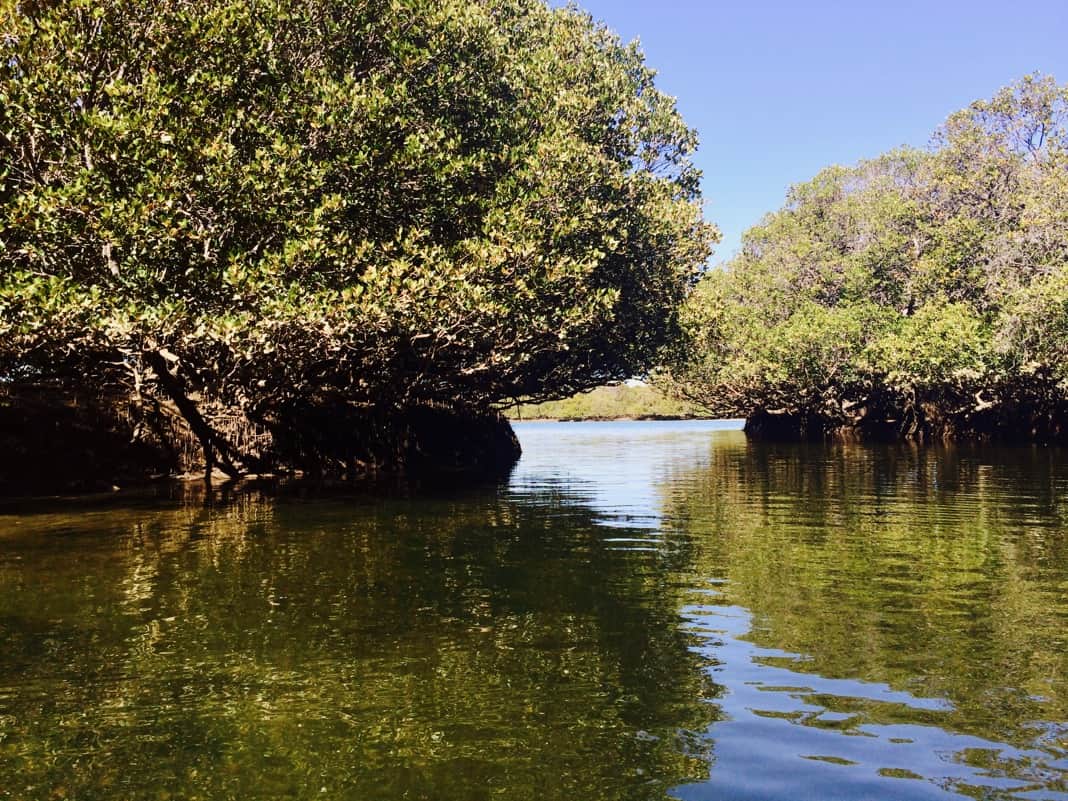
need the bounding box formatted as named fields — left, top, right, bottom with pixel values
left=143, top=351, right=242, bottom=481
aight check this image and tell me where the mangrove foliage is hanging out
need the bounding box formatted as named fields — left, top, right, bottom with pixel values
left=667, top=75, right=1068, bottom=442
left=0, top=0, right=715, bottom=488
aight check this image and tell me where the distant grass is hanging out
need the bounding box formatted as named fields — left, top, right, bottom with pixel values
left=507, top=384, right=710, bottom=421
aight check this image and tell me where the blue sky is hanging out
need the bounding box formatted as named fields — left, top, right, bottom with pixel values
left=566, top=0, right=1068, bottom=264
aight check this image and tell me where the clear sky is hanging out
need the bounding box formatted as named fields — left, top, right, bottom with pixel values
left=565, top=0, right=1068, bottom=264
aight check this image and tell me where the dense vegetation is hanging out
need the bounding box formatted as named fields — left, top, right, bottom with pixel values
left=510, top=382, right=708, bottom=420
left=0, top=0, right=714, bottom=484
left=667, top=76, right=1068, bottom=442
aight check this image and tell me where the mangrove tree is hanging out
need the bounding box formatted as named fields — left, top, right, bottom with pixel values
left=667, top=75, right=1068, bottom=442
left=0, top=0, right=715, bottom=486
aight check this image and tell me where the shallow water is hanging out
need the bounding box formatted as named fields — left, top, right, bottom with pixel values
left=1, top=420, right=1067, bottom=800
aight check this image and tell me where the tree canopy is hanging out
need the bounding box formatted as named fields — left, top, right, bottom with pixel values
left=0, top=0, right=715, bottom=475
left=667, top=75, right=1068, bottom=441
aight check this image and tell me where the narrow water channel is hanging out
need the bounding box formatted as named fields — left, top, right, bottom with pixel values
left=1, top=421, right=1066, bottom=800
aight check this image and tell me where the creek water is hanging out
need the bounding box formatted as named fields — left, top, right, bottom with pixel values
left=1, top=420, right=1066, bottom=800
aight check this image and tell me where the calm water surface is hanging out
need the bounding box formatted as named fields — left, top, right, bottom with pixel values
left=1, top=420, right=1067, bottom=800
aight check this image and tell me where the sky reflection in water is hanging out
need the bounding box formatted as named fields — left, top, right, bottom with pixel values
left=513, top=422, right=1068, bottom=801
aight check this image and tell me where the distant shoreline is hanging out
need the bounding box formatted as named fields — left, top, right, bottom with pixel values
left=509, top=415, right=731, bottom=423
left=507, top=384, right=712, bottom=422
